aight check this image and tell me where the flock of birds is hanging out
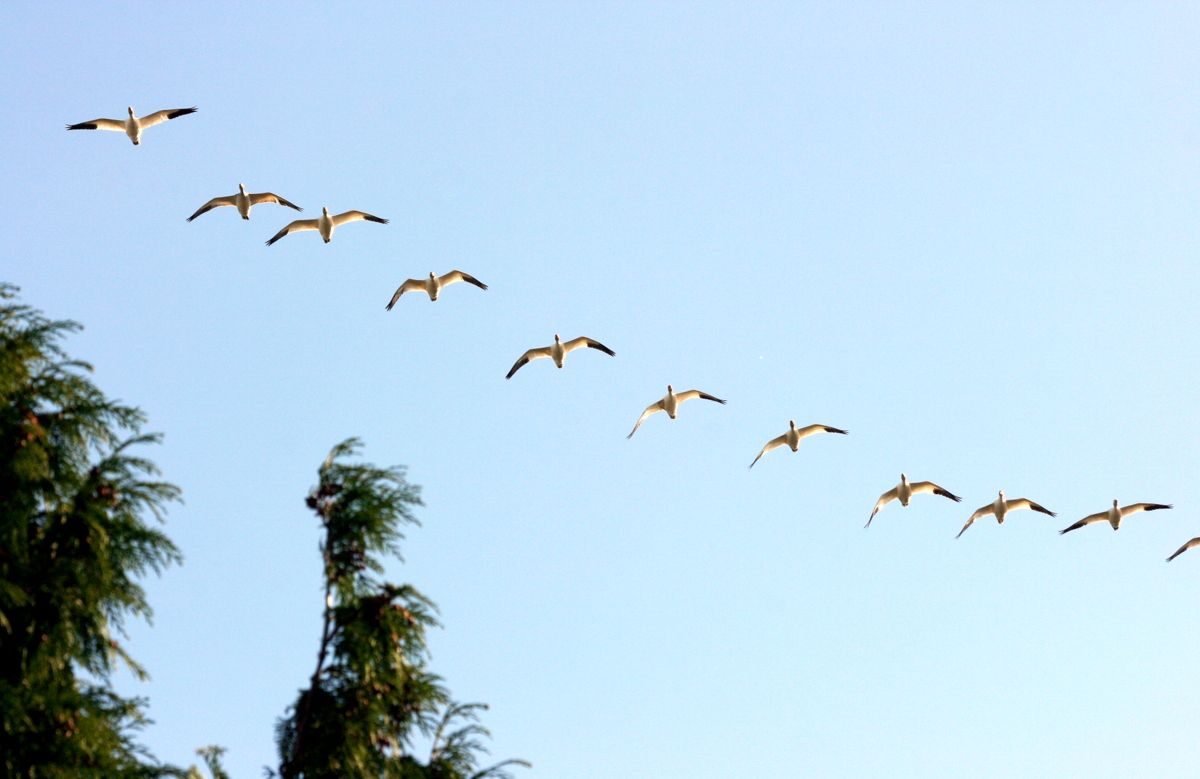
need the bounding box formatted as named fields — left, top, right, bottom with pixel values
left=65, top=104, right=1197, bottom=562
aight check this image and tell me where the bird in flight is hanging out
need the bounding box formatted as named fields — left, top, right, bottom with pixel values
left=505, top=334, right=615, bottom=379
left=266, top=207, right=388, bottom=246
left=187, top=183, right=301, bottom=222
left=867, top=473, right=962, bottom=528
left=627, top=385, right=726, bottom=439
left=387, top=271, right=487, bottom=310
left=67, top=105, right=197, bottom=146
left=1059, top=500, right=1172, bottom=534
left=748, top=421, right=848, bottom=469
left=955, top=490, right=1055, bottom=539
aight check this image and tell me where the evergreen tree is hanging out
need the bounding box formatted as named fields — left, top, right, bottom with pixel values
left=274, top=439, right=528, bottom=779
left=0, top=284, right=185, bottom=777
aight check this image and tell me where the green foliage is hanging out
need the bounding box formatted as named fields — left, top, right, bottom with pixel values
left=274, top=439, right=529, bottom=779
left=0, top=284, right=184, bottom=777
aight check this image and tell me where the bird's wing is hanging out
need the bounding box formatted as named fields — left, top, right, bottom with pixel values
left=385, top=279, right=427, bottom=310
left=866, top=488, right=899, bottom=528
left=1059, top=512, right=1108, bottom=535
left=626, top=401, right=665, bottom=439
left=796, top=424, right=849, bottom=439
left=1120, top=502, right=1173, bottom=518
left=440, top=270, right=488, bottom=290
left=137, top=106, right=197, bottom=129
left=956, top=505, right=995, bottom=539
left=748, top=434, right=787, bottom=469
left=332, top=210, right=388, bottom=227
left=563, top=337, right=616, bottom=357
left=1007, top=498, right=1056, bottom=517
left=911, top=481, right=962, bottom=502
left=1167, top=537, right=1200, bottom=562
left=66, top=117, right=124, bottom=132
left=505, top=347, right=551, bottom=379
left=265, top=219, right=319, bottom=246
left=676, top=389, right=727, bottom=405
left=186, top=196, right=236, bottom=222
left=250, top=192, right=302, bottom=211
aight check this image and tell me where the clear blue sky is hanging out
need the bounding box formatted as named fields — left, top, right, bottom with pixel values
left=4, top=3, right=1199, bottom=776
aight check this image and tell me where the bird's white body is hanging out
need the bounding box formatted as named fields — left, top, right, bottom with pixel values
left=318, top=208, right=335, bottom=242
left=663, top=386, right=681, bottom=418
left=424, top=273, right=444, bottom=300
left=234, top=184, right=252, bottom=219
left=549, top=335, right=568, bottom=368
left=783, top=422, right=803, bottom=451
left=896, top=474, right=914, bottom=506
left=1104, top=501, right=1122, bottom=530
left=124, top=110, right=141, bottom=145
left=993, top=492, right=1009, bottom=523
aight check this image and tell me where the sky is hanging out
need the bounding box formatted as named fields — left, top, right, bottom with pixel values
left=3, top=2, right=1199, bottom=776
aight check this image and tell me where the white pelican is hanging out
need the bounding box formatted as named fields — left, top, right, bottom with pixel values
left=386, top=271, right=487, bottom=310
left=748, top=421, right=848, bottom=469
left=266, top=207, right=388, bottom=246
left=66, top=105, right=197, bottom=145
left=955, top=490, right=1056, bottom=539
left=866, top=474, right=962, bottom=528
left=187, top=183, right=301, bottom=222
left=505, top=334, right=614, bottom=379
left=1059, top=500, right=1172, bottom=534
left=1167, top=537, right=1200, bottom=562
left=626, top=385, right=726, bottom=439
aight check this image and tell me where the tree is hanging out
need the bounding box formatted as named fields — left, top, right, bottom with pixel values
left=274, top=439, right=529, bottom=778
left=0, top=284, right=185, bottom=776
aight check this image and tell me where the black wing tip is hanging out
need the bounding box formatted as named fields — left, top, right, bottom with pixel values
left=169, top=107, right=199, bottom=119
left=1151, top=504, right=1174, bottom=511
left=66, top=122, right=96, bottom=130
left=365, top=215, right=389, bottom=224
left=826, top=426, right=849, bottom=434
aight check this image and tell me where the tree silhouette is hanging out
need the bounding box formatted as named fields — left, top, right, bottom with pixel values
left=0, top=283, right=185, bottom=776
left=273, top=439, right=528, bottom=778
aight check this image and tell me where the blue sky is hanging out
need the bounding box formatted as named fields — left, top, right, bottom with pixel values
left=4, top=2, right=1199, bottom=776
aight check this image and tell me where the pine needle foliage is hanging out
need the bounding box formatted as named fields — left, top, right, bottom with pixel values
left=0, top=284, right=185, bottom=777
left=274, top=440, right=529, bottom=779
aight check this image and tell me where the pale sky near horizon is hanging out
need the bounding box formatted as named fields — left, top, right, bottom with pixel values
left=4, top=3, right=1199, bottom=776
